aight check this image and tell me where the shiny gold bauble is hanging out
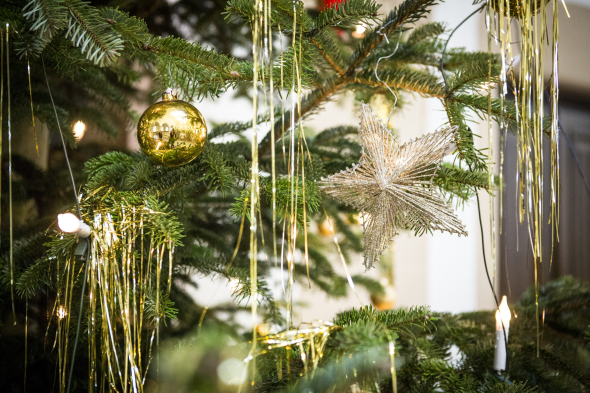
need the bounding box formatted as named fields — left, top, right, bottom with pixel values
left=489, top=0, right=549, bottom=19
left=318, top=220, right=332, bottom=237
left=137, top=88, right=207, bottom=167
left=370, top=284, right=397, bottom=311
left=256, top=323, right=271, bottom=336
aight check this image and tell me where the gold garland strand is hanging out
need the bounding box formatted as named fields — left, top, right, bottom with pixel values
left=44, top=196, right=178, bottom=392
left=247, top=0, right=262, bottom=387
left=26, top=55, right=39, bottom=157
left=267, top=0, right=278, bottom=285
left=490, top=0, right=562, bottom=356
left=0, top=28, right=3, bottom=323
left=6, top=23, right=15, bottom=324
left=487, top=1, right=496, bottom=287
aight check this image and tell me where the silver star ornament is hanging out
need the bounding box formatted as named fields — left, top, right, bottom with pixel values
left=320, top=103, right=468, bottom=270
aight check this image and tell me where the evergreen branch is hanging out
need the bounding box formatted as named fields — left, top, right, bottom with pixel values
left=347, top=0, right=440, bottom=73
left=407, top=21, right=446, bottom=45
left=63, top=0, right=124, bottom=66
left=100, top=8, right=152, bottom=52
left=144, top=288, right=178, bottom=325
left=450, top=94, right=517, bottom=129
left=310, top=29, right=347, bottom=76
left=22, top=0, right=68, bottom=40
left=443, top=100, right=487, bottom=171
left=259, top=76, right=348, bottom=155
left=44, top=37, right=87, bottom=75
left=1, top=233, right=49, bottom=298
left=225, top=0, right=311, bottom=33
left=77, top=106, right=118, bottom=137
left=84, top=151, right=135, bottom=189
left=362, top=39, right=438, bottom=68
left=355, top=66, right=447, bottom=97
left=146, top=36, right=248, bottom=77
left=526, top=344, right=590, bottom=388
left=15, top=257, right=51, bottom=299
left=447, top=61, right=500, bottom=95
left=312, top=126, right=359, bottom=145
left=434, top=163, right=489, bottom=202
left=326, top=320, right=390, bottom=352
left=313, top=0, right=381, bottom=32
left=334, top=305, right=434, bottom=332
left=200, top=147, right=235, bottom=196
left=34, top=101, right=76, bottom=145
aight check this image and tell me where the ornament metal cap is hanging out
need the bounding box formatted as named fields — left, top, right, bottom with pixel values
left=162, top=88, right=178, bottom=101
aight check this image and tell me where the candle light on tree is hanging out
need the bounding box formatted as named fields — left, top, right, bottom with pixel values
left=494, top=296, right=511, bottom=372
left=57, top=213, right=91, bottom=238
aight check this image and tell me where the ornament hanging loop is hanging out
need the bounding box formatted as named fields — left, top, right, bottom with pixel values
left=162, top=87, right=178, bottom=101
left=374, top=22, right=403, bottom=125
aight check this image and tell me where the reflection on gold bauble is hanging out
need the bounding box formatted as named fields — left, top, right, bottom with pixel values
left=318, top=220, right=332, bottom=237
left=370, top=284, right=397, bottom=311
left=489, top=0, right=549, bottom=19
left=137, top=88, right=207, bottom=167
left=257, top=323, right=271, bottom=336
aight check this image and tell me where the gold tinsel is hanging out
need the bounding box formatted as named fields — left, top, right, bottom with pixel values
left=54, top=190, right=180, bottom=392
left=488, top=0, right=562, bottom=355
left=257, top=321, right=338, bottom=377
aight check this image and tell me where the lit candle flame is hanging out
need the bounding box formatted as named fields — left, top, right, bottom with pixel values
left=495, top=296, right=511, bottom=330
left=73, top=121, right=86, bottom=141
left=57, top=305, right=68, bottom=319
left=58, top=213, right=81, bottom=233
left=352, top=24, right=366, bottom=38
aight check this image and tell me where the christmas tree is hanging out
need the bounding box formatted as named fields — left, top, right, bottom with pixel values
left=0, top=0, right=589, bottom=392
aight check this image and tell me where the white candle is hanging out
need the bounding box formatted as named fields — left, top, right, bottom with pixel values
left=494, top=296, right=511, bottom=372
left=58, top=213, right=91, bottom=238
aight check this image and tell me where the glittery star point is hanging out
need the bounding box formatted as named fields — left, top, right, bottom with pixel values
left=320, top=103, right=468, bottom=270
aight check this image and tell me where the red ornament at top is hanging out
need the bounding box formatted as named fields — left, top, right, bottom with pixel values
left=322, top=0, right=346, bottom=10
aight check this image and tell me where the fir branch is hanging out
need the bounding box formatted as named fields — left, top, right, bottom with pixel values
left=15, top=257, right=51, bottom=299
left=84, top=151, right=135, bottom=189
left=144, top=288, right=178, bottom=325
left=313, top=0, right=381, bottom=32
left=200, top=147, right=235, bottom=196
left=347, top=0, right=440, bottom=73
left=310, top=29, right=347, bottom=76
left=443, top=100, right=487, bottom=171
left=100, top=8, right=151, bottom=53
left=407, top=21, right=446, bottom=45
left=434, top=163, right=489, bottom=203
left=327, top=320, right=391, bottom=352
left=22, top=0, right=68, bottom=40
left=447, top=61, right=500, bottom=95
left=334, top=305, right=434, bottom=332
left=312, top=125, right=359, bottom=145
left=259, top=75, right=348, bottom=154
left=63, top=0, right=124, bottom=66
left=1, top=233, right=49, bottom=298
left=356, top=66, right=447, bottom=97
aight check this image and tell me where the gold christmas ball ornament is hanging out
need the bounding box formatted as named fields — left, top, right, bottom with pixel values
left=137, top=88, right=207, bottom=167
left=370, top=284, right=397, bottom=311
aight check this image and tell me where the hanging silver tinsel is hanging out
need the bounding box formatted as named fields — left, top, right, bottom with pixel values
left=320, top=102, right=468, bottom=270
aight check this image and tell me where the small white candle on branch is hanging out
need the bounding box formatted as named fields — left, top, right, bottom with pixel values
left=494, top=296, right=511, bottom=372
left=58, top=213, right=91, bottom=238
